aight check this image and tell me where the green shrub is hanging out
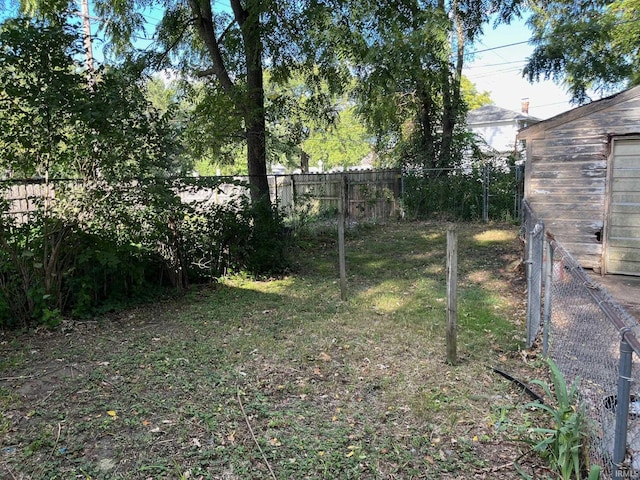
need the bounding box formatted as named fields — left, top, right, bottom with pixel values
left=402, top=164, right=520, bottom=221
left=0, top=177, right=294, bottom=328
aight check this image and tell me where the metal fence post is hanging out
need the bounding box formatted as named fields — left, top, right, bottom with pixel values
left=542, top=237, right=553, bottom=356
left=613, top=335, right=633, bottom=478
left=274, top=175, right=278, bottom=208
left=482, top=163, right=489, bottom=223
left=290, top=174, right=296, bottom=211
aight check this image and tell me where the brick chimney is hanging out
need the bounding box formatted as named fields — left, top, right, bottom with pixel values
left=521, top=98, right=530, bottom=115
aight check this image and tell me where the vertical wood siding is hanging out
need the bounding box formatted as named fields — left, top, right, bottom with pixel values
left=605, top=138, right=640, bottom=274
left=519, top=89, right=640, bottom=271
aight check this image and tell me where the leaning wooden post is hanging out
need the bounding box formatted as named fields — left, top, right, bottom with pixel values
left=338, top=175, right=347, bottom=301
left=446, top=226, right=458, bottom=365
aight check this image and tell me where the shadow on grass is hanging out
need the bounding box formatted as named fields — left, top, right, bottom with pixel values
left=0, top=220, right=532, bottom=480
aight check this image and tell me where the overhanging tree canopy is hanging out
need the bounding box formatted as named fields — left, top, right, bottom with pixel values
left=524, top=0, right=640, bottom=103
left=16, top=0, right=510, bottom=181
left=342, top=0, right=508, bottom=171
left=89, top=0, right=351, bottom=204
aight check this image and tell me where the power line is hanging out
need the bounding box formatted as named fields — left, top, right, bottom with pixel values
left=469, top=40, right=530, bottom=55
left=465, top=59, right=526, bottom=69
left=468, top=66, right=524, bottom=80
left=469, top=15, right=640, bottom=57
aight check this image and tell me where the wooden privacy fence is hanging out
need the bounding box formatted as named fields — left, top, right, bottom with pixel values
left=1, top=169, right=404, bottom=223
left=1, top=181, right=55, bottom=223
left=271, top=169, right=403, bottom=220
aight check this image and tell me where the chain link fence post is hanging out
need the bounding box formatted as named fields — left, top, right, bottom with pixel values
left=526, top=221, right=544, bottom=348
left=482, top=163, right=489, bottom=223
left=542, top=235, right=553, bottom=356
left=614, top=336, right=633, bottom=479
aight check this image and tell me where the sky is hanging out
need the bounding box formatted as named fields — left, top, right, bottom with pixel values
left=463, top=16, right=576, bottom=120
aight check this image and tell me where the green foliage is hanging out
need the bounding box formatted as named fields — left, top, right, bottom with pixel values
left=92, top=0, right=357, bottom=202
left=245, top=198, right=292, bottom=275
left=0, top=176, right=294, bottom=327
left=461, top=76, right=493, bottom=110
left=522, top=358, right=599, bottom=480
left=182, top=80, right=246, bottom=170
left=303, top=106, right=372, bottom=171
left=344, top=0, right=502, bottom=170
left=402, top=162, right=519, bottom=221
left=81, top=62, right=183, bottom=178
left=0, top=15, right=86, bottom=178
left=0, top=15, right=179, bottom=181
left=0, top=17, right=292, bottom=328
left=0, top=211, right=72, bottom=327
left=524, top=0, right=640, bottom=103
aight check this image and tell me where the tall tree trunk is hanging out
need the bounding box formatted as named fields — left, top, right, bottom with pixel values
left=191, top=0, right=271, bottom=205
left=232, top=0, right=270, bottom=205
left=243, top=24, right=269, bottom=203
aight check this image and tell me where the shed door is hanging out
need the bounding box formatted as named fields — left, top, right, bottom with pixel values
left=605, top=138, right=640, bottom=275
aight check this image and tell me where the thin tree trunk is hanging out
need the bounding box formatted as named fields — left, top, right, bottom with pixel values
left=417, top=81, right=437, bottom=170
left=439, top=0, right=465, bottom=169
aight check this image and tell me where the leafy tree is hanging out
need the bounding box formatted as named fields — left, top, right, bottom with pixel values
left=461, top=76, right=493, bottom=110
left=261, top=70, right=371, bottom=172
left=82, top=0, right=349, bottom=206
left=184, top=69, right=367, bottom=175
left=0, top=14, right=177, bottom=181
left=523, top=0, right=640, bottom=103
left=344, top=0, right=502, bottom=171
left=0, top=15, right=87, bottom=179
left=146, top=76, right=178, bottom=115
left=0, top=15, right=182, bottom=325
left=303, top=106, right=372, bottom=171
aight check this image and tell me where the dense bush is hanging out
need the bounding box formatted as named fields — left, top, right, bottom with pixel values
left=0, top=17, right=291, bottom=328
left=0, top=178, right=291, bottom=328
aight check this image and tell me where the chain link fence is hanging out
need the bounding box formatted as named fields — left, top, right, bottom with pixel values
left=524, top=200, right=640, bottom=479
left=401, top=163, right=523, bottom=221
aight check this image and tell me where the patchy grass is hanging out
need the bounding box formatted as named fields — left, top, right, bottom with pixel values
left=0, top=221, right=544, bottom=479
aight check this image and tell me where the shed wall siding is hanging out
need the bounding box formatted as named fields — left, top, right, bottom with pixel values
left=523, top=93, right=640, bottom=270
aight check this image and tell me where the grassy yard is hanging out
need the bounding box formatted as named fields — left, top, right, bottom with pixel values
left=0, top=221, right=545, bottom=479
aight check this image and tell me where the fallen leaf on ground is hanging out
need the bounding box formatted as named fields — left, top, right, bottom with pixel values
left=318, top=352, right=332, bottom=362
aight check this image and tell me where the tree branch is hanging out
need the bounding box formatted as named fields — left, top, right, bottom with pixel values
left=217, top=20, right=235, bottom=44
left=229, top=0, right=248, bottom=27
left=155, top=17, right=195, bottom=70
left=195, top=68, right=216, bottom=78
left=187, top=0, right=235, bottom=94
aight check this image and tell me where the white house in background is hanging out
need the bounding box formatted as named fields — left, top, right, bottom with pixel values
left=466, top=100, right=542, bottom=154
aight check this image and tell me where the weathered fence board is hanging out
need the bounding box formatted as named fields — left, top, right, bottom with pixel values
left=2, top=170, right=404, bottom=223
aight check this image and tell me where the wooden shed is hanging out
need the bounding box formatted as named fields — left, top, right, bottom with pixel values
left=517, top=85, right=640, bottom=276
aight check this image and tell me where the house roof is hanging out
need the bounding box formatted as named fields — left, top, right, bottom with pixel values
left=467, top=104, right=541, bottom=125
left=518, top=84, right=640, bottom=140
